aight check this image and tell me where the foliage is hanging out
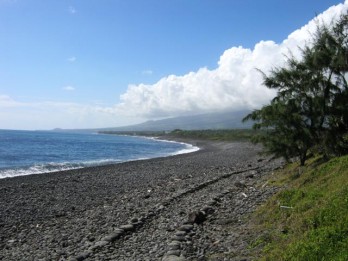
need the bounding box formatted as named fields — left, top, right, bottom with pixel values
left=168, top=129, right=259, bottom=141
left=249, top=155, right=348, bottom=260
left=243, top=12, right=348, bottom=165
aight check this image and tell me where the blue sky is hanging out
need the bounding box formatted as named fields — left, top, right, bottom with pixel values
left=0, top=0, right=346, bottom=130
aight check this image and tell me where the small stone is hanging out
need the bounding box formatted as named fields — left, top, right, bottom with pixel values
left=162, top=255, right=185, bottom=261
left=187, top=211, right=206, bottom=224
left=234, top=180, right=246, bottom=188
left=102, top=231, right=122, bottom=242
left=171, top=235, right=185, bottom=242
left=201, top=205, right=214, bottom=214
left=178, top=224, right=193, bottom=232
left=75, top=251, right=91, bottom=261
left=168, top=241, right=181, bottom=250
left=90, top=240, right=108, bottom=251
left=166, top=250, right=181, bottom=256
left=175, top=231, right=186, bottom=237
left=119, top=224, right=134, bottom=231
left=207, top=200, right=217, bottom=206
left=131, top=217, right=138, bottom=223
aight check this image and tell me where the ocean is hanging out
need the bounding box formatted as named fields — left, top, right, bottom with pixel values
left=0, top=129, right=198, bottom=179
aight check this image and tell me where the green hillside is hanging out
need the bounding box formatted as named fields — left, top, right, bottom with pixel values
left=249, top=155, right=348, bottom=260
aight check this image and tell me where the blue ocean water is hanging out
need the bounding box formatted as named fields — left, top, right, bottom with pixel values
left=0, top=130, right=198, bottom=179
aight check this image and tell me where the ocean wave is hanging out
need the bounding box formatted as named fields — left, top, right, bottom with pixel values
left=0, top=138, right=200, bottom=179
left=0, top=163, right=82, bottom=179
left=170, top=143, right=200, bottom=155
left=140, top=136, right=200, bottom=155
left=0, top=159, right=122, bottom=179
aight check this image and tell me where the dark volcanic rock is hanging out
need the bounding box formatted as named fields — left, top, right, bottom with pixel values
left=0, top=141, right=283, bottom=261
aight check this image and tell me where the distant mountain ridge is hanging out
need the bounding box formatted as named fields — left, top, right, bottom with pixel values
left=102, top=110, right=251, bottom=132
left=52, top=110, right=252, bottom=133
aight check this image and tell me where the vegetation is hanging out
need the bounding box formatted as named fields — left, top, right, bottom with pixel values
left=100, top=129, right=261, bottom=142
left=243, top=12, right=348, bottom=165
left=168, top=129, right=259, bottom=141
left=248, top=155, right=348, bottom=260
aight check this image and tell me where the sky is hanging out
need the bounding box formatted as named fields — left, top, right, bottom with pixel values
left=0, top=0, right=347, bottom=130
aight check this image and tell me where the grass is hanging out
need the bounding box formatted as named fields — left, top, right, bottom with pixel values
left=249, top=155, right=348, bottom=260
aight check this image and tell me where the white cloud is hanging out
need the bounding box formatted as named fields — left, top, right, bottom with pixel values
left=68, top=6, right=76, bottom=14
left=0, top=95, right=143, bottom=130
left=63, top=85, right=75, bottom=91
left=67, top=56, right=77, bottom=63
left=109, top=1, right=348, bottom=119
left=0, top=95, right=24, bottom=107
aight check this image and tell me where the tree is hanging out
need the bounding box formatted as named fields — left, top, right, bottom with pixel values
left=243, top=12, right=348, bottom=165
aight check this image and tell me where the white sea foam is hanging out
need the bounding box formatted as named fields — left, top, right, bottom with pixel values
left=0, top=159, right=122, bottom=179
left=0, top=163, right=82, bottom=179
left=141, top=136, right=200, bottom=155
left=0, top=135, right=200, bottom=179
left=170, top=143, right=200, bottom=155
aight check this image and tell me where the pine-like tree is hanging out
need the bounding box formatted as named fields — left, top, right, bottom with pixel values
left=243, top=12, right=348, bottom=165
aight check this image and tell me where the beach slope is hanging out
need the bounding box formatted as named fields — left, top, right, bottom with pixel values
left=0, top=141, right=283, bottom=260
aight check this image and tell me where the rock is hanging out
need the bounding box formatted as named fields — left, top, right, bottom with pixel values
left=187, top=211, right=206, bottom=224
left=234, top=180, right=246, bottom=188
left=75, top=251, right=91, bottom=261
left=119, top=224, right=134, bottom=232
left=175, top=231, right=186, bottom=237
left=168, top=241, right=181, bottom=250
left=171, top=235, right=185, bottom=242
left=102, top=231, right=123, bottom=242
left=201, top=205, right=214, bottom=214
left=178, top=224, right=194, bottom=232
left=166, top=250, right=181, bottom=256
left=131, top=217, right=138, bottom=223
left=162, top=255, right=185, bottom=261
left=90, top=240, right=108, bottom=251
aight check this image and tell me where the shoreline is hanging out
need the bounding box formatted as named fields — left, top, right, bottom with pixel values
left=0, top=140, right=283, bottom=260
left=0, top=136, right=200, bottom=180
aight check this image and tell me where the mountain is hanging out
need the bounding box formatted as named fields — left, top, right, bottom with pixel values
left=102, top=110, right=252, bottom=132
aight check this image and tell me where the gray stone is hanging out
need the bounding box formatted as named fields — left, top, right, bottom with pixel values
left=75, top=251, right=91, bottom=261
left=168, top=241, right=181, bottom=250
left=102, top=231, right=122, bottom=242
left=175, top=231, right=186, bottom=237
left=119, top=224, right=134, bottom=231
left=131, top=217, right=138, bottom=223
left=178, top=224, right=193, bottom=232
left=187, top=211, right=206, bottom=224
left=235, top=180, right=246, bottom=188
left=162, top=255, right=185, bottom=261
left=89, top=240, right=108, bottom=251
left=171, top=235, right=185, bottom=242
left=166, top=250, right=181, bottom=256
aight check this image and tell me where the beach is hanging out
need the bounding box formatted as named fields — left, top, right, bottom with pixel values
left=0, top=140, right=283, bottom=261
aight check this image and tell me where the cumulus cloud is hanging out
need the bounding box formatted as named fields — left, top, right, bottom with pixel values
left=63, top=85, right=75, bottom=91
left=110, top=1, right=348, bottom=119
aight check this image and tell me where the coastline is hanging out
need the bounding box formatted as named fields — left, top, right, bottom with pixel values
left=0, top=140, right=283, bottom=260
left=0, top=134, right=200, bottom=180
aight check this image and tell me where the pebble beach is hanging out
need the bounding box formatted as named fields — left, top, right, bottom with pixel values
left=0, top=140, right=283, bottom=261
